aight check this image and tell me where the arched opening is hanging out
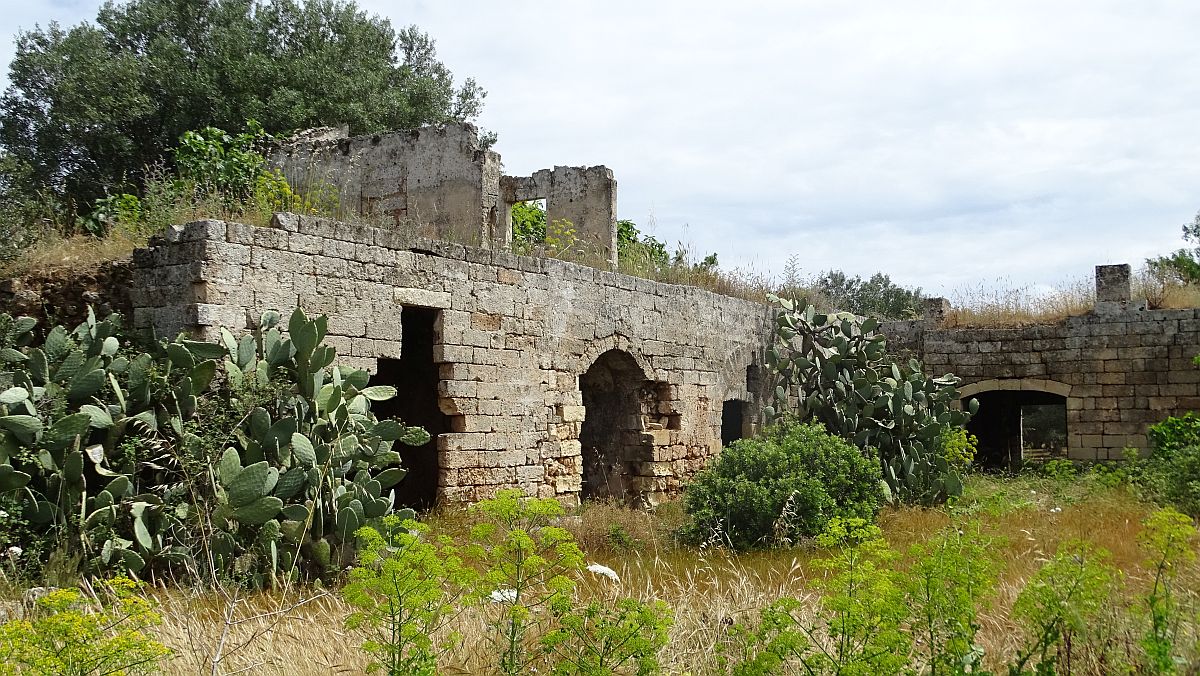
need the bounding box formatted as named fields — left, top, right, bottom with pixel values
left=965, top=390, right=1068, bottom=470
left=371, top=306, right=448, bottom=511
left=579, top=350, right=651, bottom=501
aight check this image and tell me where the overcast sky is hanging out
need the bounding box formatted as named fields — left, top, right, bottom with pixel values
left=5, top=1, right=1200, bottom=295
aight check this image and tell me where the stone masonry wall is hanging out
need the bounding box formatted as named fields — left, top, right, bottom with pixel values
left=131, top=215, right=770, bottom=505
left=271, top=124, right=504, bottom=249
left=884, top=287, right=1200, bottom=461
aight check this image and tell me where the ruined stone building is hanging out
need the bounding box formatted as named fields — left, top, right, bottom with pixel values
left=124, top=123, right=1200, bottom=506
left=133, top=124, right=769, bottom=507
left=270, top=123, right=620, bottom=265
left=885, top=265, right=1200, bottom=469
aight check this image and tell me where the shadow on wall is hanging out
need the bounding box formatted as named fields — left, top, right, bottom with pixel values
left=579, top=350, right=651, bottom=502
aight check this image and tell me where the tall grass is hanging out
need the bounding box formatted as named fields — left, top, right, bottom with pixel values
left=943, top=269, right=1200, bottom=328
left=38, top=474, right=1179, bottom=675
left=944, top=275, right=1096, bottom=327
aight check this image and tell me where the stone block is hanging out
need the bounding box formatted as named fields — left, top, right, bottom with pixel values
left=394, top=288, right=452, bottom=308
left=438, top=380, right=477, bottom=398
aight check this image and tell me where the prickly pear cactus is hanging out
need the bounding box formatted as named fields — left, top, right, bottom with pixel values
left=0, top=305, right=428, bottom=585
left=764, top=295, right=979, bottom=505
left=201, top=308, right=429, bottom=583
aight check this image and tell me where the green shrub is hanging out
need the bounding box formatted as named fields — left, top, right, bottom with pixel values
left=0, top=577, right=171, bottom=675
left=1140, top=414, right=1200, bottom=516
left=1147, top=413, right=1200, bottom=458
left=1039, top=458, right=1078, bottom=483
left=937, top=427, right=978, bottom=473
left=678, top=421, right=881, bottom=550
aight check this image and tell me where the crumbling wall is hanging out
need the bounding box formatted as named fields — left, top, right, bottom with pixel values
left=131, top=215, right=769, bottom=505
left=501, top=166, right=618, bottom=265
left=0, top=259, right=134, bottom=331
left=270, top=123, right=503, bottom=249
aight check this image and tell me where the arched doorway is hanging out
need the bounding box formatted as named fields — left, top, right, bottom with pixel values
left=579, top=350, right=652, bottom=501
left=962, top=380, right=1070, bottom=470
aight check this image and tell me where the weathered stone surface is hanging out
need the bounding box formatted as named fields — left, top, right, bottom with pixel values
left=885, top=265, right=1200, bottom=462
left=0, top=259, right=134, bottom=329
left=271, top=123, right=503, bottom=249
left=131, top=213, right=770, bottom=506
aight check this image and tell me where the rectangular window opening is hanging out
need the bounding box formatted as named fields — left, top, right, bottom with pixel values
left=371, top=306, right=448, bottom=511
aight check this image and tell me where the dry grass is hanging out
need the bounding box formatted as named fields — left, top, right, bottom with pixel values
left=0, top=230, right=145, bottom=279
left=943, top=275, right=1096, bottom=328
left=943, top=270, right=1200, bottom=329
left=90, top=474, right=1189, bottom=675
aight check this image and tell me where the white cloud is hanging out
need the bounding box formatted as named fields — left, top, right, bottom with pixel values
left=5, top=0, right=1200, bottom=294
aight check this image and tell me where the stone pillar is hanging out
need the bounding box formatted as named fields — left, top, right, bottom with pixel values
left=1095, top=264, right=1131, bottom=303
left=923, top=297, right=951, bottom=325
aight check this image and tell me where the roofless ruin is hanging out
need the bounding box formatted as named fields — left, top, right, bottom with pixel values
left=125, top=123, right=1200, bottom=506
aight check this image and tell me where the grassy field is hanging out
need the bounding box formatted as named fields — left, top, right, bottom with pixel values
left=105, top=472, right=1194, bottom=675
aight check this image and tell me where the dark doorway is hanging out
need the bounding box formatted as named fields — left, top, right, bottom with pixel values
left=371, top=307, right=448, bottom=510
left=722, top=400, right=747, bottom=447
left=579, top=350, right=650, bottom=501
left=965, top=390, right=1067, bottom=471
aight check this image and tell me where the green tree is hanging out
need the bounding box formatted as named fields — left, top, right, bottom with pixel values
left=511, top=200, right=547, bottom=250
left=1, top=0, right=486, bottom=210
left=811, top=270, right=923, bottom=319
left=1147, top=210, right=1200, bottom=282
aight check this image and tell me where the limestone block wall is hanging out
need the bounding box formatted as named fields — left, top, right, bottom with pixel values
left=883, top=303, right=1200, bottom=461
left=130, top=215, right=770, bottom=505
left=270, top=123, right=503, bottom=248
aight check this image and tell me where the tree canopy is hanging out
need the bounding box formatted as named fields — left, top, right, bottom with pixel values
left=1147, top=210, right=1200, bottom=283
left=1, top=0, right=486, bottom=209
left=811, top=270, right=923, bottom=319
